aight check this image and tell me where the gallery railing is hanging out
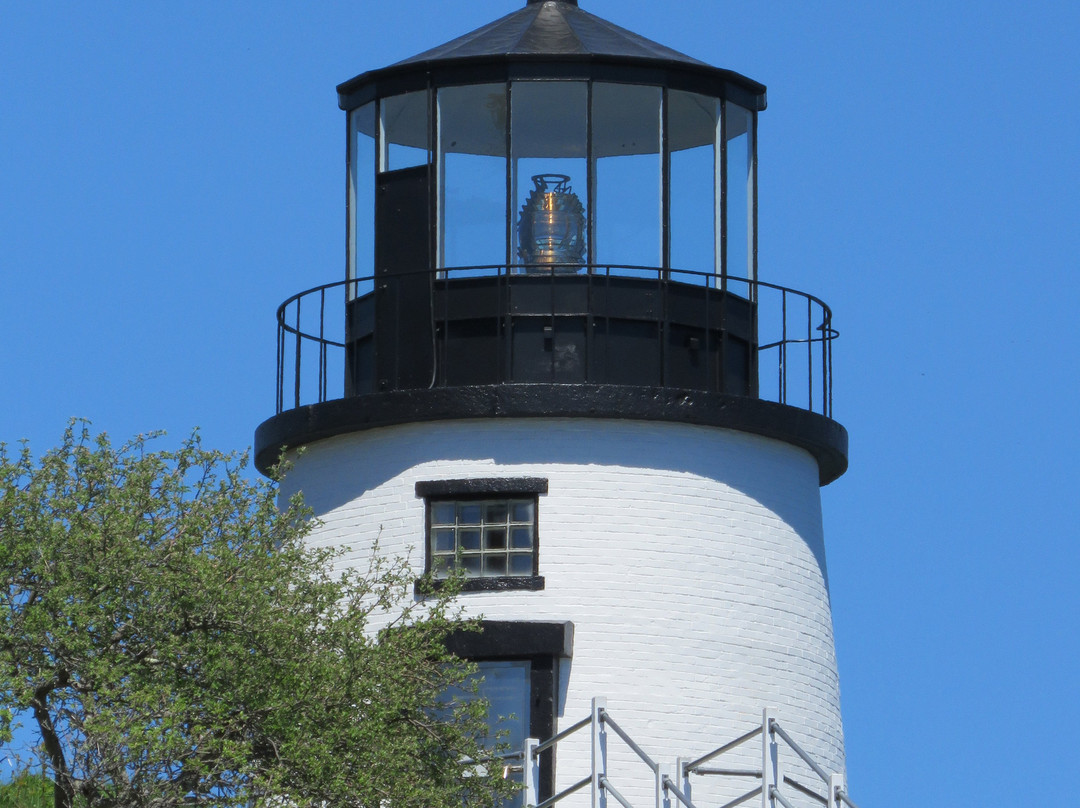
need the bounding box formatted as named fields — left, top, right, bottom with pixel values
left=273, top=265, right=837, bottom=419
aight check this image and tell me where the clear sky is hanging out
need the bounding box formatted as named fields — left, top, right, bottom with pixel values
left=3, top=2, right=1079, bottom=806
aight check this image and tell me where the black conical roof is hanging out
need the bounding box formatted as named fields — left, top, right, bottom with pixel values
left=394, top=0, right=710, bottom=68
left=338, top=1, right=766, bottom=111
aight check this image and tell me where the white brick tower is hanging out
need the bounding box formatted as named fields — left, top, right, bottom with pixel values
left=255, top=3, right=853, bottom=808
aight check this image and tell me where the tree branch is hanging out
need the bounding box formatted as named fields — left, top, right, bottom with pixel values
left=30, top=675, right=72, bottom=808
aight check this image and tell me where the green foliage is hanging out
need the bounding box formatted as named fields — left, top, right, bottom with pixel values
left=0, top=422, right=511, bottom=808
left=0, top=771, right=53, bottom=808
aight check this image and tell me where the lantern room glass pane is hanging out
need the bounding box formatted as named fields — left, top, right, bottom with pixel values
left=349, top=102, right=376, bottom=293
left=592, top=83, right=661, bottom=274
left=511, top=81, right=588, bottom=271
left=668, top=91, right=720, bottom=283
left=725, top=102, right=755, bottom=284
left=437, top=84, right=508, bottom=272
left=380, top=91, right=429, bottom=172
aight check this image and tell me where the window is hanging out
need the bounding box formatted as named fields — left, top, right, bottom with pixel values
left=430, top=498, right=536, bottom=578
left=444, top=620, right=574, bottom=806
left=416, top=478, right=547, bottom=591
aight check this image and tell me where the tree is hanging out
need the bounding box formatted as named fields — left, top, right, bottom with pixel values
left=0, top=423, right=511, bottom=808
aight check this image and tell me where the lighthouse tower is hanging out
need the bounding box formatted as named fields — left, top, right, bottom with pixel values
left=255, top=3, right=852, bottom=808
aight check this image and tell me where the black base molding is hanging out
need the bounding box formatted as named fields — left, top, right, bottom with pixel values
left=255, top=384, right=847, bottom=484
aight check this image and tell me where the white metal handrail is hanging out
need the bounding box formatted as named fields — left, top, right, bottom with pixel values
left=770, top=721, right=831, bottom=786
left=523, top=701, right=859, bottom=808
left=683, top=726, right=763, bottom=773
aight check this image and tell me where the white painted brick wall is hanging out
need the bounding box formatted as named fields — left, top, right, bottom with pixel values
left=280, top=418, right=845, bottom=808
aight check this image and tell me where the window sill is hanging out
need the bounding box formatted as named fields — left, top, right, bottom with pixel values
left=415, top=576, right=545, bottom=595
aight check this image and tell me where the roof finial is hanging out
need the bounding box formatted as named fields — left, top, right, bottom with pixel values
left=527, top=0, right=578, bottom=6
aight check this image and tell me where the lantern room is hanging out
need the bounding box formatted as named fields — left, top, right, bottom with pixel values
left=256, top=0, right=846, bottom=485
left=337, top=0, right=767, bottom=400
left=343, top=28, right=761, bottom=283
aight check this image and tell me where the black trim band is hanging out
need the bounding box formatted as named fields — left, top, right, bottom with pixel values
left=445, top=620, right=574, bottom=659
left=339, top=59, right=765, bottom=114
left=254, top=384, right=848, bottom=484
left=416, top=478, right=549, bottom=497
left=416, top=575, right=545, bottom=595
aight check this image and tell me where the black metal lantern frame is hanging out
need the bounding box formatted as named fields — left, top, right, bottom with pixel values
left=345, top=65, right=761, bottom=293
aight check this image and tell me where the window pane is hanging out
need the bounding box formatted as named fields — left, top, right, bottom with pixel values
left=510, top=526, right=533, bottom=549
left=485, top=502, right=508, bottom=522
left=349, top=103, right=376, bottom=290
left=484, top=527, right=507, bottom=550
left=461, top=556, right=482, bottom=575
left=512, top=81, right=588, bottom=271
left=433, top=529, right=455, bottom=553
left=459, top=503, right=483, bottom=524
left=669, top=91, right=720, bottom=282
left=473, top=661, right=531, bottom=749
left=439, top=84, right=507, bottom=270
left=432, top=502, right=456, bottom=525
left=725, top=102, right=755, bottom=282
left=446, top=662, right=531, bottom=807
left=592, top=83, right=661, bottom=273
left=381, top=91, right=429, bottom=172
left=509, top=553, right=533, bottom=575
left=511, top=501, right=534, bottom=522
left=484, top=555, right=508, bottom=576
left=460, top=529, right=482, bottom=551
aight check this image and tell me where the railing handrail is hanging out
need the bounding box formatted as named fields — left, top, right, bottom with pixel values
left=600, top=709, right=660, bottom=774
left=836, top=790, right=860, bottom=808
left=683, top=725, right=763, bottom=772
left=769, top=720, right=832, bottom=787
left=782, top=775, right=828, bottom=806
left=275, top=264, right=835, bottom=335
left=534, top=714, right=591, bottom=756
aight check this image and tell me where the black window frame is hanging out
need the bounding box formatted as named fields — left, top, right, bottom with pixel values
left=416, top=477, right=548, bottom=592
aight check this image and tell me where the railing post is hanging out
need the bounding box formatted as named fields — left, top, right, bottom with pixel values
left=828, top=773, right=843, bottom=808
left=276, top=317, right=283, bottom=413
left=659, top=763, right=672, bottom=808
left=293, top=298, right=302, bottom=409
left=779, top=290, right=788, bottom=405
left=761, top=708, right=777, bottom=808
left=524, top=737, right=539, bottom=808
left=592, top=697, right=607, bottom=808
left=318, top=287, right=327, bottom=404
left=676, top=756, right=690, bottom=805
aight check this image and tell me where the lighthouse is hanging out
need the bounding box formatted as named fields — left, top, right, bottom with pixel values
left=255, top=3, right=854, bottom=808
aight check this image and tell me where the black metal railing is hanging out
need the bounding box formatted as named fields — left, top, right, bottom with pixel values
left=273, top=265, right=837, bottom=419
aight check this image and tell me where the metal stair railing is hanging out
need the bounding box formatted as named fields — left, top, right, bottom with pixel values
left=523, top=698, right=664, bottom=808
left=598, top=701, right=664, bottom=808
left=522, top=702, right=860, bottom=808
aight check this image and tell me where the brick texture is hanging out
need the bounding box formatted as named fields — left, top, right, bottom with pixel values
left=280, top=418, right=845, bottom=808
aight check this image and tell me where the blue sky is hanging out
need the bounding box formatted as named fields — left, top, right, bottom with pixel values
left=3, top=2, right=1079, bottom=806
